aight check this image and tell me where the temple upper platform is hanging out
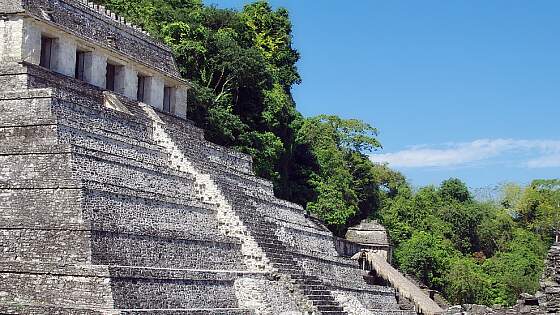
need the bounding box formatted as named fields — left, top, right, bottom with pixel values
left=0, top=0, right=189, bottom=118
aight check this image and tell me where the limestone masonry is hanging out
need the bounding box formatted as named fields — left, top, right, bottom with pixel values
left=0, top=0, right=556, bottom=314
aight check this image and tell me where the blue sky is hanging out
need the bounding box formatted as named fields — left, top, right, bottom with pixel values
left=204, top=0, right=560, bottom=188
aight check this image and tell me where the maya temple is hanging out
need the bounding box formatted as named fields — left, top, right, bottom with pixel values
left=1, top=0, right=559, bottom=314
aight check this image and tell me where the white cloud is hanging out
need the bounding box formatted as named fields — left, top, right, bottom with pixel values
left=370, top=139, right=560, bottom=168
left=527, top=154, right=560, bottom=168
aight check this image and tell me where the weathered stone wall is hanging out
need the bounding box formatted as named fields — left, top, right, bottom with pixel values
left=0, top=263, right=115, bottom=310
left=0, top=0, right=23, bottom=13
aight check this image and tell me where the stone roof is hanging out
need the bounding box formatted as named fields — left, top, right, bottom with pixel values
left=67, top=0, right=150, bottom=36
left=10, top=0, right=182, bottom=78
left=345, top=220, right=390, bottom=246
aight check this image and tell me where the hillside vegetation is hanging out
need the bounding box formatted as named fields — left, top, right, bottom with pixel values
left=94, top=0, right=560, bottom=306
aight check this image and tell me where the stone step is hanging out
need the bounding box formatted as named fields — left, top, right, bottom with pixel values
left=111, top=279, right=241, bottom=310
left=54, top=101, right=157, bottom=146
left=306, top=295, right=335, bottom=301
left=71, top=152, right=202, bottom=202
left=58, top=123, right=169, bottom=167
left=276, top=266, right=302, bottom=274
left=266, top=252, right=294, bottom=259
left=0, top=304, right=111, bottom=315
left=292, top=277, right=321, bottom=284
left=290, top=274, right=319, bottom=281
left=272, top=263, right=298, bottom=270
left=270, top=258, right=295, bottom=266
left=191, top=168, right=274, bottom=198
left=301, top=284, right=326, bottom=291
left=118, top=308, right=255, bottom=314
left=312, top=300, right=340, bottom=307
left=251, top=232, right=280, bottom=239
left=249, top=222, right=277, bottom=229
left=254, top=239, right=284, bottom=246
left=91, top=231, right=245, bottom=270
left=303, top=288, right=332, bottom=295
left=317, top=305, right=345, bottom=312
left=83, top=180, right=208, bottom=210
left=258, top=242, right=287, bottom=251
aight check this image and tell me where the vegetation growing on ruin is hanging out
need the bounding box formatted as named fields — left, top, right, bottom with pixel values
left=94, top=0, right=559, bottom=307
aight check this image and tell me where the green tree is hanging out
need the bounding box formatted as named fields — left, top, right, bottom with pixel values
left=379, top=184, right=415, bottom=247
left=476, top=208, right=516, bottom=257
left=383, top=178, right=552, bottom=306
left=395, top=231, right=459, bottom=290
left=439, top=178, right=472, bottom=203
left=295, top=115, right=381, bottom=232
left=437, top=202, right=491, bottom=254
left=483, top=229, right=546, bottom=305
left=505, top=180, right=560, bottom=242
left=97, top=0, right=302, bottom=194
left=445, top=257, right=491, bottom=305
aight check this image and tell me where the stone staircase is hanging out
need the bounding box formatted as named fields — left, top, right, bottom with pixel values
left=248, top=218, right=348, bottom=315
left=157, top=111, right=414, bottom=315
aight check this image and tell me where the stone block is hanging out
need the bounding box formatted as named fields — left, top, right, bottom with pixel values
left=0, top=270, right=113, bottom=308
left=172, top=86, right=188, bottom=118
left=52, top=37, right=77, bottom=77
left=0, top=188, right=84, bottom=228
left=82, top=51, right=107, bottom=88
left=0, top=96, right=55, bottom=126
left=0, top=18, right=40, bottom=64
left=0, top=153, right=78, bottom=189
left=110, top=277, right=239, bottom=309
left=0, top=18, right=22, bottom=62
left=0, top=125, right=58, bottom=146
left=91, top=231, right=245, bottom=270
left=144, top=76, right=164, bottom=109
left=0, top=229, right=92, bottom=264
left=22, top=19, right=42, bottom=65
left=115, top=65, right=138, bottom=99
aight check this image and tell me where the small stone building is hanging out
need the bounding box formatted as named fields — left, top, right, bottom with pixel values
left=346, top=220, right=392, bottom=262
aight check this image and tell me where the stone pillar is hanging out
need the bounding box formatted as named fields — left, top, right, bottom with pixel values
left=82, top=52, right=107, bottom=88
left=114, top=66, right=138, bottom=99
left=22, top=20, right=42, bottom=65
left=51, top=37, right=77, bottom=77
left=0, top=18, right=23, bottom=63
left=143, top=76, right=164, bottom=110
left=173, top=86, right=188, bottom=119
left=0, top=18, right=41, bottom=64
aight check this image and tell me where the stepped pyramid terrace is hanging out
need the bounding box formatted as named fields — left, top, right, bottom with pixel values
left=7, top=0, right=559, bottom=314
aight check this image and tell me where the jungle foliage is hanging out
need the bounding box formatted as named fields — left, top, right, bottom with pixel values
left=383, top=179, right=558, bottom=306
left=93, top=0, right=559, bottom=306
